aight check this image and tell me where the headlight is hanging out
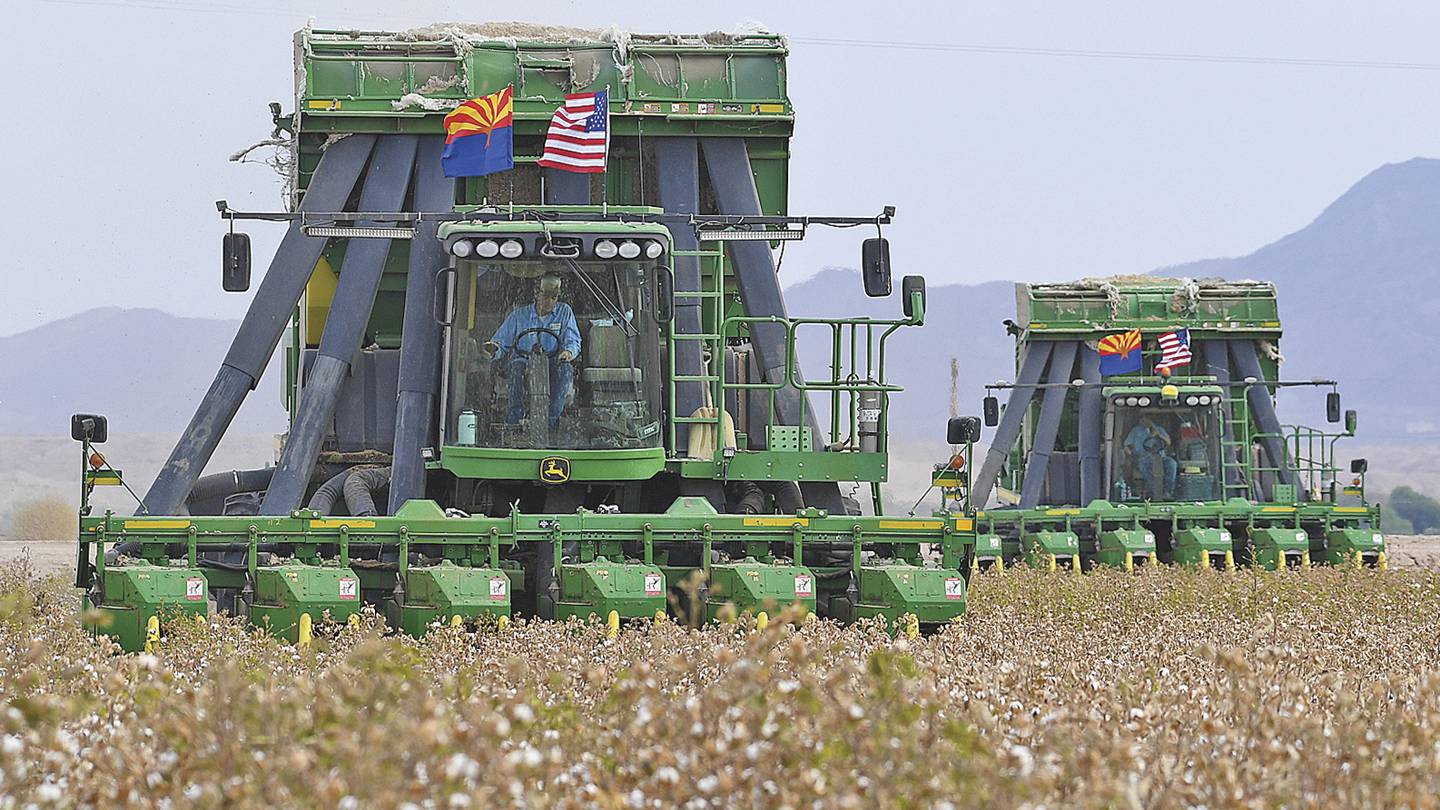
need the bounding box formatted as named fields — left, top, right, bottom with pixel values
left=499, top=240, right=523, bottom=259
left=644, top=240, right=665, bottom=259
left=1137, top=397, right=1151, bottom=407
left=1185, top=395, right=1199, bottom=406
left=475, top=239, right=500, bottom=258
left=593, top=240, right=618, bottom=259
left=1113, top=397, right=1126, bottom=407
left=618, top=240, right=641, bottom=259
left=1125, top=396, right=1139, bottom=407
left=451, top=239, right=473, bottom=258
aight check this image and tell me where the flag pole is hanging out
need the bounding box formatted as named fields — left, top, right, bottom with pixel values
left=601, top=84, right=610, bottom=216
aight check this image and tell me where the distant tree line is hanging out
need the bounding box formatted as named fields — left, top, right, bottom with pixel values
left=1388, top=486, right=1440, bottom=535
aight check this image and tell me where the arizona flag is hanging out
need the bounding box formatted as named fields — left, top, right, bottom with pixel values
left=441, top=86, right=514, bottom=178
left=1098, top=329, right=1143, bottom=376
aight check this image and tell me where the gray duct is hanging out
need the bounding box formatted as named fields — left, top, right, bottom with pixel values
left=344, top=466, right=392, bottom=517
left=654, top=139, right=707, bottom=449
left=698, top=138, right=818, bottom=434
left=307, top=468, right=352, bottom=514
left=973, top=342, right=1052, bottom=507
left=1076, top=345, right=1103, bottom=505
left=262, top=135, right=420, bottom=514
left=1228, top=339, right=1299, bottom=495
left=698, top=138, right=840, bottom=512
left=140, top=134, right=377, bottom=515
left=389, top=137, right=456, bottom=513
left=1201, top=340, right=1245, bottom=494
left=1019, top=342, right=1077, bottom=509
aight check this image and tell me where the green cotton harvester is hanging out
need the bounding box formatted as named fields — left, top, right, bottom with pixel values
left=934, top=277, right=1383, bottom=573
left=72, top=24, right=975, bottom=652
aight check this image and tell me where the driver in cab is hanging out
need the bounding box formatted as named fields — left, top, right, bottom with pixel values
left=1124, top=413, right=1177, bottom=499
left=483, top=275, right=581, bottom=425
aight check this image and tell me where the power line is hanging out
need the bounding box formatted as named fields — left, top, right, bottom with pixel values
left=789, top=36, right=1440, bottom=72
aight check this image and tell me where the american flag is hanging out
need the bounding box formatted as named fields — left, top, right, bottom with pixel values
left=537, top=90, right=608, bottom=173
left=1156, top=328, right=1192, bottom=370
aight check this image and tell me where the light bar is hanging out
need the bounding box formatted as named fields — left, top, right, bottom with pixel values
left=697, top=228, right=806, bottom=242
left=302, top=226, right=415, bottom=239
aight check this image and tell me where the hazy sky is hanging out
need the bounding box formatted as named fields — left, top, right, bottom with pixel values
left=5, top=0, right=1439, bottom=335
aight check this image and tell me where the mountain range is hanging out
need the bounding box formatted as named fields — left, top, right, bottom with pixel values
left=2, top=158, right=1436, bottom=446
left=789, top=157, right=1440, bottom=444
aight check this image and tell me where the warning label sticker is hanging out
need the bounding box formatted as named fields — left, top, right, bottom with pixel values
left=490, top=577, right=508, bottom=600
left=945, top=577, right=964, bottom=600
left=794, top=574, right=814, bottom=598
left=644, top=573, right=664, bottom=596
left=185, top=577, right=205, bottom=601
left=338, top=577, right=358, bottom=600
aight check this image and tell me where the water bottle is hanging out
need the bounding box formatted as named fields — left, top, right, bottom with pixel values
left=457, top=410, right=478, bottom=445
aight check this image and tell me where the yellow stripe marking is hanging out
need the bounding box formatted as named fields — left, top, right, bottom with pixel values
left=310, top=519, right=377, bottom=529
left=1045, top=508, right=1081, bottom=516
left=1331, top=507, right=1368, bottom=513
left=743, top=516, right=808, bottom=527
left=1261, top=506, right=1295, bottom=513
left=124, top=519, right=190, bottom=530
left=951, top=518, right=974, bottom=531
left=756, top=103, right=785, bottom=113
left=879, top=519, right=944, bottom=530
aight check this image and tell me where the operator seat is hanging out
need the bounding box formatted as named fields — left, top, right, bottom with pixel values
left=582, top=321, right=643, bottom=396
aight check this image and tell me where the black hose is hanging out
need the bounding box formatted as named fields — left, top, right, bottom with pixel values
left=344, top=466, right=392, bottom=517
left=184, top=467, right=276, bottom=516
left=307, top=469, right=352, bottom=514
left=763, top=481, right=805, bottom=515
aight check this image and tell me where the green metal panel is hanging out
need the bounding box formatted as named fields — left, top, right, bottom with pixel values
left=1022, top=530, right=1079, bottom=566
left=1019, top=280, right=1282, bottom=335
left=440, top=446, right=667, bottom=482
left=1172, top=527, right=1234, bottom=566
left=555, top=557, right=666, bottom=621
left=249, top=564, right=363, bottom=642
left=705, top=559, right=816, bottom=622
left=1249, top=527, right=1309, bottom=570
left=393, top=563, right=511, bottom=636
left=87, top=566, right=208, bottom=652
left=1095, top=528, right=1155, bottom=568
left=1323, top=528, right=1386, bottom=566
left=850, top=564, right=967, bottom=625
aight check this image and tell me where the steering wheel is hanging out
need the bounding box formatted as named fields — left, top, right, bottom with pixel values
left=504, top=327, right=563, bottom=359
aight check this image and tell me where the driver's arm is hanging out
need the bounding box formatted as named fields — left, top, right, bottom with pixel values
left=557, top=303, right=582, bottom=360
left=490, top=307, right=523, bottom=358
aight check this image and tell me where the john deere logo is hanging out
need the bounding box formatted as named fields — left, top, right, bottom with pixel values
left=539, top=456, right=571, bottom=484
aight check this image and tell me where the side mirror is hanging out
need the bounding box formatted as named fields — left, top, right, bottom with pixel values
left=1326, top=391, right=1341, bottom=423
left=1350, top=457, right=1367, bottom=474
left=861, top=238, right=892, bottom=297
left=901, top=275, right=926, bottom=320
left=222, top=232, right=252, bottom=292
left=947, top=416, right=982, bottom=445
left=983, top=395, right=1000, bottom=427
left=71, top=413, right=108, bottom=444
left=657, top=266, right=675, bottom=322
left=1344, top=409, right=1358, bottom=435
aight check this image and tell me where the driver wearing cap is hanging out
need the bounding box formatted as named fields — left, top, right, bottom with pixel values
left=484, top=275, right=581, bottom=424
left=1124, top=414, right=1177, bottom=499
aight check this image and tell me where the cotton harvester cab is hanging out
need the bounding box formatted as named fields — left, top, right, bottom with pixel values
left=73, top=25, right=976, bottom=651
left=962, top=278, right=1383, bottom=571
